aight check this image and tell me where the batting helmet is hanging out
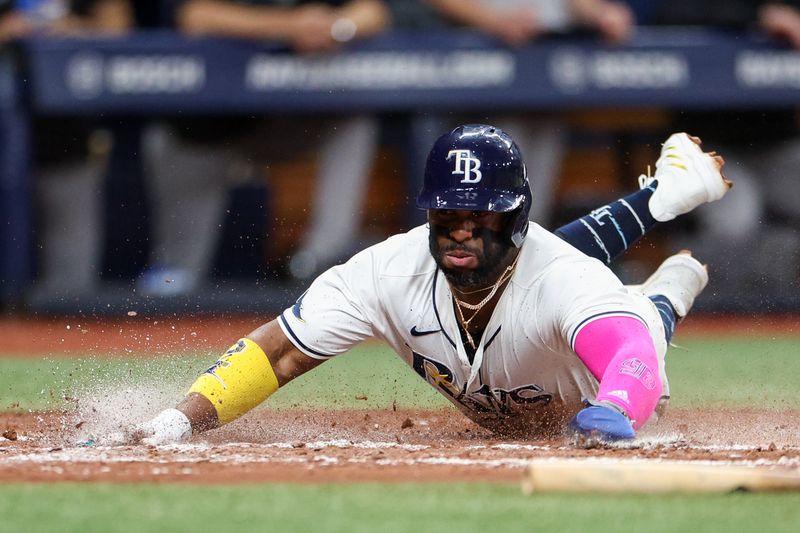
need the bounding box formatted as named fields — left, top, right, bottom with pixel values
left=416, top=124, right=532, bottom=247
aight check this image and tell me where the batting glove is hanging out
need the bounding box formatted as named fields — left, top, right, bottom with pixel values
left=77, top=408, right=192, bottom=447
left=136, top=408, right=193, bottom=445
left=569, top=401, right=635, bottom=441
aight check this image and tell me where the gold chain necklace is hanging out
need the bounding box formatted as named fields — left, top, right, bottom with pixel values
left=451, top=282, right=495, bottom=296
left=451, top=254, right=519, bottom=350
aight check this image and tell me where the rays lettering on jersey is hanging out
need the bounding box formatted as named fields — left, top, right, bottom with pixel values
left=411, top=350, right=552, bottom=415
left=470, top=383, right=552, bottom=416
left=447, top=149, right=482, bottom=183
left=411, top=351, right=460, bottom=398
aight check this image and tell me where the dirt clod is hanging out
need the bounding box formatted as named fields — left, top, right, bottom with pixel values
left=401, top=418, right=414, bottom=429
left=2, top=429, right=17, bottom=441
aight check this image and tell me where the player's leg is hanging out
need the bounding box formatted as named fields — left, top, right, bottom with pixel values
left=138, top=122, right=232, bottom=295
left=554, top=182, right=657, bottom=265
left=34, top=158, right=106, bottom=296
left=554, top=133, right=730, bottom=264
left=493, top=114, right=566, bottom=227
left=635, top=250, right=709, bottom=423
left=289, top=114, right=379, bottom=279
left=632, top=250, right=709, bottom=343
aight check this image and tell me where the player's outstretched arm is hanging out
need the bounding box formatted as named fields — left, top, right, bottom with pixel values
left=121, top=320, right=323, bottom=446
left=569, top=316, right=662, bottom=441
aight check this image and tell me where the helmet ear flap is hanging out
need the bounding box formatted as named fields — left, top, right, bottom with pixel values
left=509, top=177, right=532, bottom=248
left=509, top=215, right=529, bottom=248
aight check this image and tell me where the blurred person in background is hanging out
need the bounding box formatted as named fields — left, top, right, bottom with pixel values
left=401, top=0, right=634, bottom=228
left=652, top=0, right=800, bottom=301
left=137, top=0, right=390, bottom=295
left=0, top=0, right=134, bottom=300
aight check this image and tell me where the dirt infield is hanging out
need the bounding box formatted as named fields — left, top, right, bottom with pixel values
left=1, top=315, right=798, bottom=484
left=1, top=407, right=798, bottom=484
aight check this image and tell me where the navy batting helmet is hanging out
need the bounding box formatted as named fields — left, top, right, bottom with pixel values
left=416, top=124, right=532, bottom=247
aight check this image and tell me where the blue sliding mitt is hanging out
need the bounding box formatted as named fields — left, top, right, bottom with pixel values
left=569, top=402, right=635, bottom=441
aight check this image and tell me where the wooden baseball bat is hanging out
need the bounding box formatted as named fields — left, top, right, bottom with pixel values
left=521, top=459, right=800, bottom=494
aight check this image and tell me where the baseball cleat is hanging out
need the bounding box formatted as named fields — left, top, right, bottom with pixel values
left=639, top=132, right=732, bottom=222
left=635, top=251, right=709, bottom=318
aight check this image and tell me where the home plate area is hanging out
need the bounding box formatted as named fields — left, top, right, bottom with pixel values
left=1, top=408, right=799, bottom=484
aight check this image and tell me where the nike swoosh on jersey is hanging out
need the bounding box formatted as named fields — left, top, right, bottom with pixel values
left=410, top=326, right=441, bottom=337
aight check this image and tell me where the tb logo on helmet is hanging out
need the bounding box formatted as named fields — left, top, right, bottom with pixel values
left=447, top=149, right=482, bottom=184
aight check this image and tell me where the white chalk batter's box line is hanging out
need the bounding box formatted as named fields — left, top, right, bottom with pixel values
left=2, top=440, right=799, bottom=469
left=7, top=453, right=798, bottom=470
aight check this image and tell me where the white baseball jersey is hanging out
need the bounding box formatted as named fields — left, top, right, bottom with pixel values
left=279, top=224, right=667, bottom=434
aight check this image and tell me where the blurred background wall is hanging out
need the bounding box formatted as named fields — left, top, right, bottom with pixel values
left=1, top=0, right=798, bottom=316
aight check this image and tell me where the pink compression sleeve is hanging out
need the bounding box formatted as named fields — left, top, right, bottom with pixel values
left=573, top=316, right=662, bottom=429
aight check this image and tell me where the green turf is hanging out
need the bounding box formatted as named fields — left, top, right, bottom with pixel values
left=0, top=344, right=448, bottom=412
left=666, top=336, right=800, bottom=408
left=0, top=483, right=798, bottom=533
left=0, top=336, right=798, bottom=411
left=0, top=354, right=215, bottom=411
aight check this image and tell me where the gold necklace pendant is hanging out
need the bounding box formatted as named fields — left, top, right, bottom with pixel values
left=453, top=301, right=478, bottom=350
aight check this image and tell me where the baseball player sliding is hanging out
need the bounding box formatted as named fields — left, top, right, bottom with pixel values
left=110, top=125, right=730, bottom=445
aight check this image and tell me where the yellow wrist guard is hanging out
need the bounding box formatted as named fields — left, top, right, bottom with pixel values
left=187, top=338, right=279, bottom=425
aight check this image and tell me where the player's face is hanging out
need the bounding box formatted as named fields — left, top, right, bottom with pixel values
left=428, top=209, right=515, bottom=289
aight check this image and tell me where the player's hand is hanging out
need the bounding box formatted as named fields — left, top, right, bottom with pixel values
left=759, top=4, right=800, bottom=49
left=591, top=1, right=634, bottom=44
left=288, top=4, right=339, bottom=54
left=133, top=408, right=193, bottom=445
left=0, top=12, right=33, bottom=42
left=138, top=409, right=192, bottom=446
left=79, top=408, right=193, bottom=447
left=480, top=8, right=541, bottom=47
left=568, top=403, right=635, bottom=442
